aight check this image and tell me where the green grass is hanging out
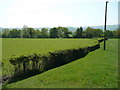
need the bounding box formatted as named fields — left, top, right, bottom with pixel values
left=2, top=38, right=97, bottom=60
left=5, top=39, right=118, bottom=88
left=2, top=38, right=97, bottom=76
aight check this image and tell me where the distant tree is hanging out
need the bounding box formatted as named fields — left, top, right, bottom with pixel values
left=0, top=26, right=107, bottom=38
left=67, top=31, right=73, bottom=38
left=28, top=28, right=37, bottom=38
left=49, top=27, right=59, bottom=38
left=75, top=27, right=83, bottom=38
left=28, top=28, right=34, bottom=38
left=105, top=30, right=114, bottom=38
left=9, top=29, right=21, bottom=38
left=35, top=29, right=41, bottom=38
left=40, top=28, right=49, bottom=38
left=82, top=31, right=86, bottom=38
left=57, top=26, right=69, bottom=38
left=23, top=25, right=28, bottom=29
left=112, top=29, right=120, bottom=38
left=22, top=28, right=35, bottom=38
left=93, top=29, right=103, bottom=37
left=84, top=27, right=103, bottom=38
left=58, top=26, right=64, bottom=38
left=84, top=27, right=94, bottom=38
left=22, top=26, right=29, bottom=38
left=2, top=29, right=10, bottom=38
left=68, top=31, right=72, bottom=35
left=63, top=27, right=69, bottom=38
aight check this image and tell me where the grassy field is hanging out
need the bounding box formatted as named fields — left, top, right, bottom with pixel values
left=4, top=39, right=118, bottom=88
left=2, top=38, right=97, bottom=76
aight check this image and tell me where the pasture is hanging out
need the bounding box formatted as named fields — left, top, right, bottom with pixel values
left=5, top=39, right=118, bottom=88
left=2, top=38, right=97, bottom=76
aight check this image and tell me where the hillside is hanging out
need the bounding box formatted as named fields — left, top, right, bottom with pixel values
left=88, top=24, right=118, bottom=31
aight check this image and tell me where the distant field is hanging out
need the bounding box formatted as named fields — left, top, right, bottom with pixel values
left=5, top=39, right=118, bottom=88
left=2, top=38, right=97, bottom=76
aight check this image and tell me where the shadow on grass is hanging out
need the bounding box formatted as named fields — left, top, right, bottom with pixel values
left=8, top=69, right=42, bottom=84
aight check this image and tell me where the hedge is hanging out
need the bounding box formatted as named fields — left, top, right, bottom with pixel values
left=9, top=38, right=107, bottom=77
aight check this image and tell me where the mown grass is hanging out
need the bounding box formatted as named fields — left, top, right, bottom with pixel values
left=5, top=39, right=118, bottom=88
left=2, top=38, right=97, bottom=76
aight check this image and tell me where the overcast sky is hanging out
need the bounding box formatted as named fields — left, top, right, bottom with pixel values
left=0, top=0, right=119, bottom=28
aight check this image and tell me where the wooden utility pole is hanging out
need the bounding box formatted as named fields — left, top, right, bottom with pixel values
left=104, top=1, right=109, bottom=50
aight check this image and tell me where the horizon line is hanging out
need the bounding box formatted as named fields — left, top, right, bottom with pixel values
left=0, top=24, right=118, bottom=28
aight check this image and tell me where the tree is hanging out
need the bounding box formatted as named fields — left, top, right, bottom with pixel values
left=49, top=27, right=59, bottom=38
left=22, top=27, right=29, bottom=38
left=112, top=29, right=120, bottom=38
left=93, top=29, right=103, bottom=37
left=35, top=29, right=41, bottom=38
left=84, top=27, right=103, bottom=38
left=2, top=29, right=10, bottom=38
left=9, top=29, right=21, bottom=38
left=22, top=28, right=36, bottom=38
left=40, top=28, right=49, bottom=38
left=0, top=30, right=2, bottom=38
left=57, top=26, right=69, bottom=38
left=75, top=27, right=83, bottom=38
left=85, top=27, right=94, bottom=38
left=68, top=31, right=73, bottom=38
left=28, top=28, right=35, bottom=38
left=57, top=26, right=64, bottom=38
left=105, top=30, right=114, bottom=38
left=62, top=27, right=69, bottom=38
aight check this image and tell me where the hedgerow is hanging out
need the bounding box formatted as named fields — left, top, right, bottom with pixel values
left=9, top=38, right=107, bottom=77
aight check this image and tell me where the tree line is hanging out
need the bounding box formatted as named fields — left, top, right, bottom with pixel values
left=0, top=26, right=120, bottom=38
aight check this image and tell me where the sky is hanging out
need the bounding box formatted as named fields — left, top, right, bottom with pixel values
left=0, top=0, right=119, bottom=28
